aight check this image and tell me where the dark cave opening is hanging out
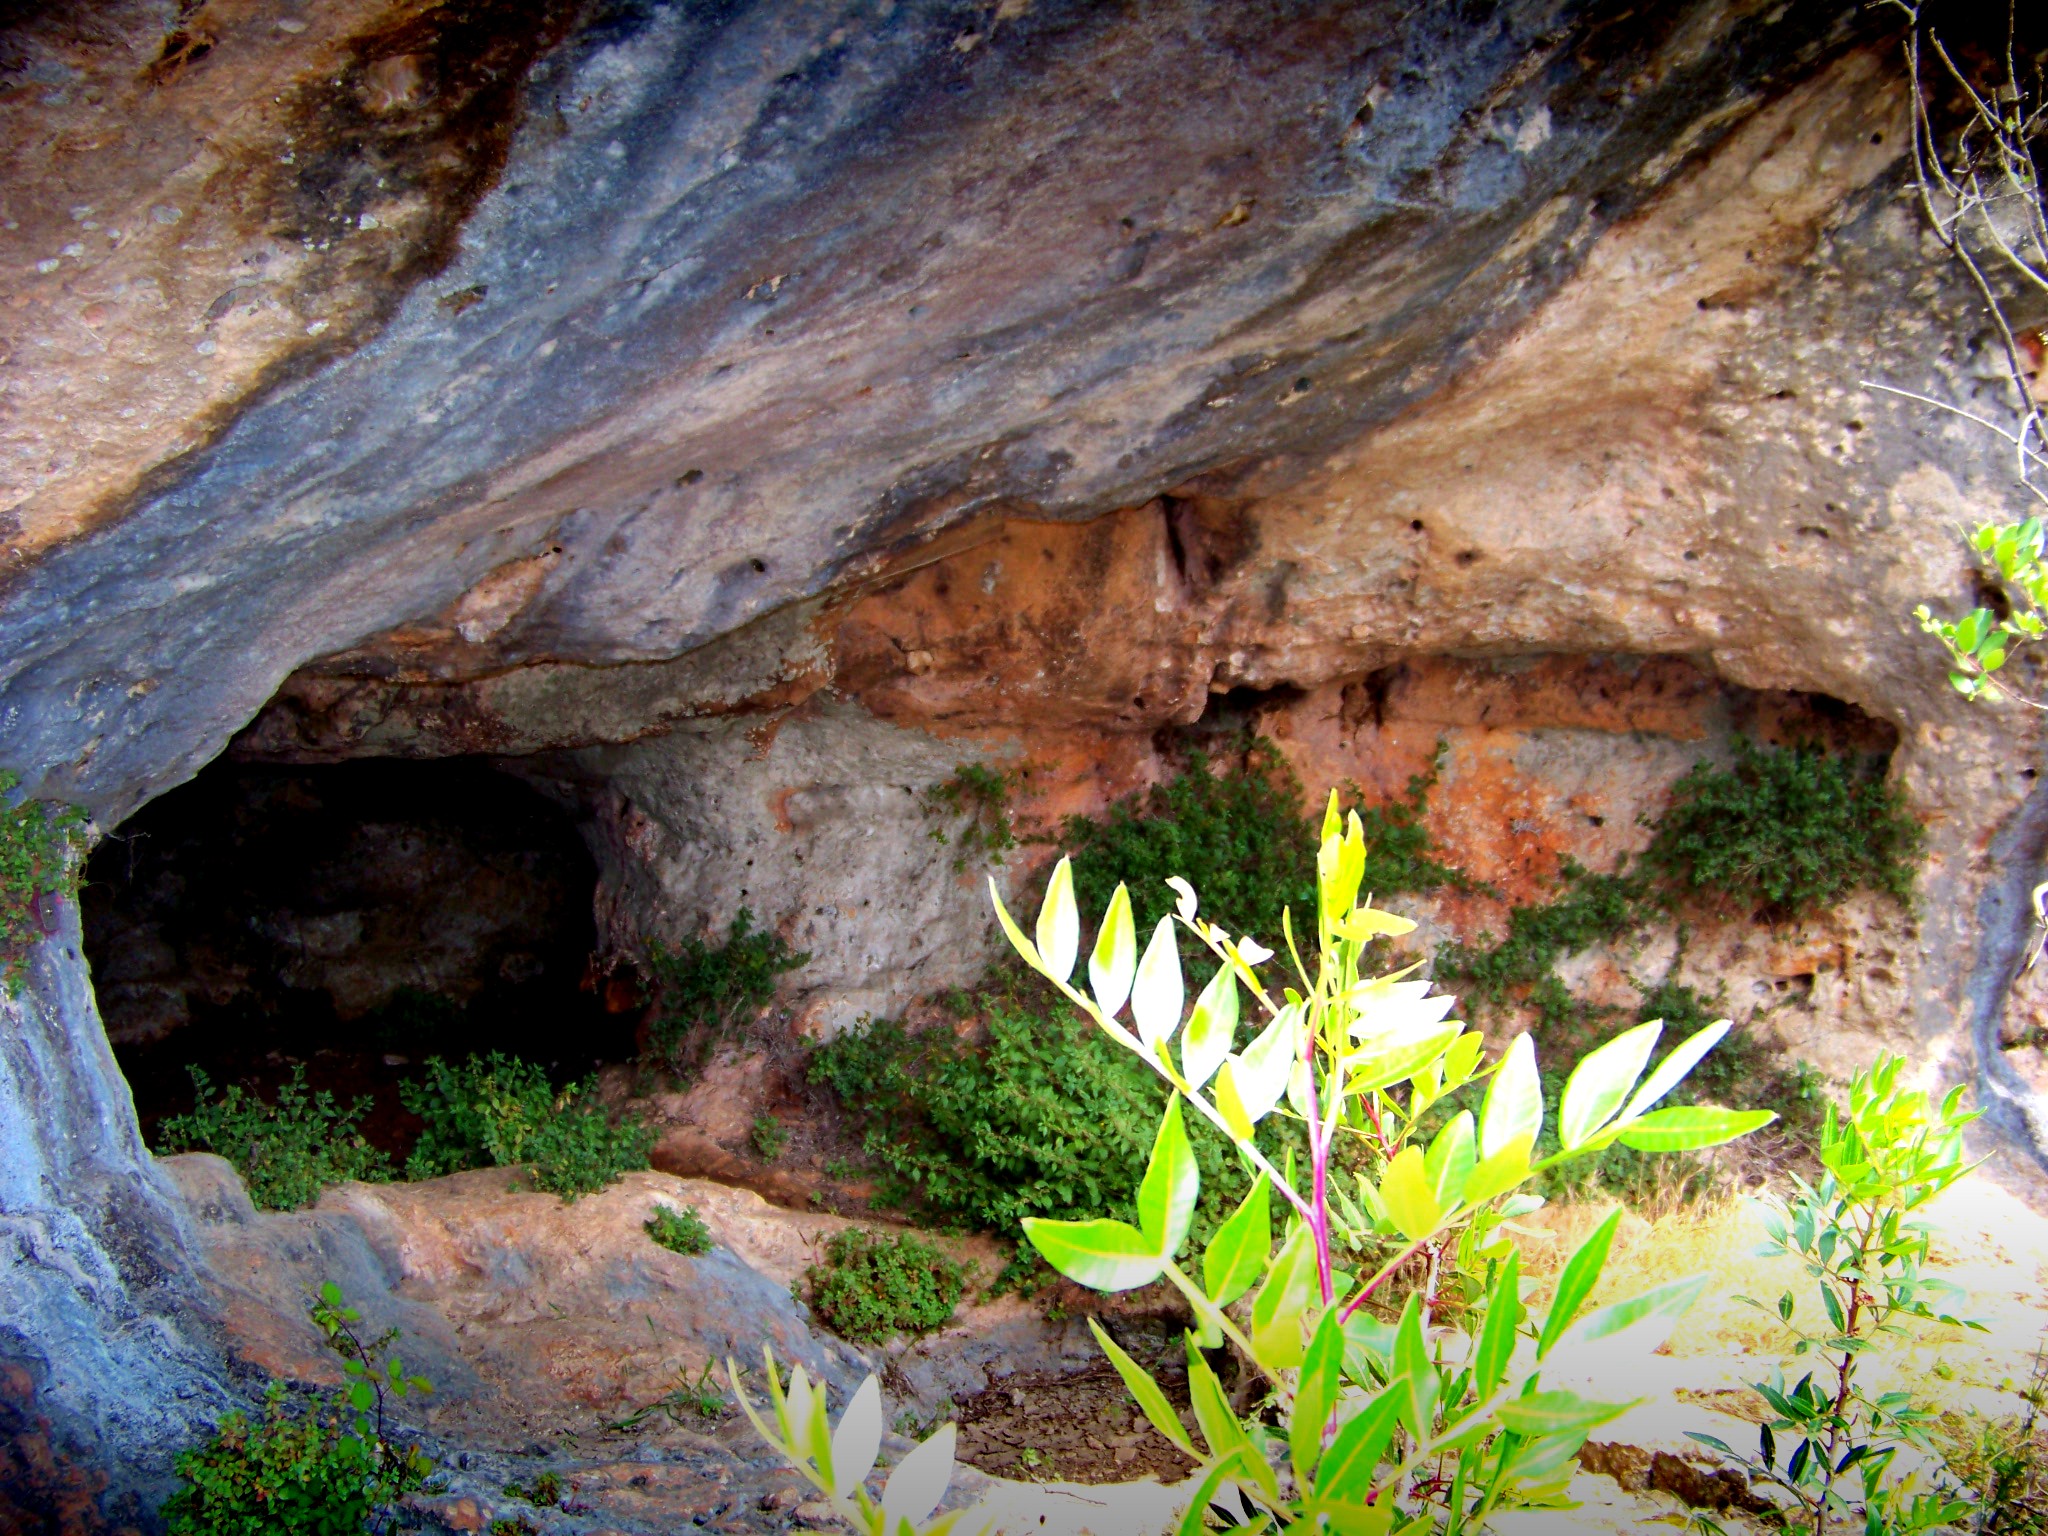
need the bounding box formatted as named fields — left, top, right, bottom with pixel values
left=82, top=756, right=635, bottom=1160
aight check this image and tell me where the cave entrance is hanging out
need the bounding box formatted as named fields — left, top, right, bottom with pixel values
left=82, top=756, right=635, bottom=1159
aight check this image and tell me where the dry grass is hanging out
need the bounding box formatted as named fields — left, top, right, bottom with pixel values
left=1512, top=1172, right=2048, bottom=1422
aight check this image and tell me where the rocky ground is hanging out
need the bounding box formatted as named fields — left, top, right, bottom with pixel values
left=150, top=1121, right=2048, bottom=1535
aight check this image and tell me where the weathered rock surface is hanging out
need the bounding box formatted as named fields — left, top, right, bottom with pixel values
left=6, top=0, right=2048, bottom=1525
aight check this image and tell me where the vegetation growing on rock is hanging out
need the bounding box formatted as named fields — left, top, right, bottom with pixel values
left=157, top=1064, right=392, bottom=1211
left=809, top=976, right=1283, bottom=1286
left=642, top=908, right=807, bottom=1081
left=921, top=762, right=1018, bottom=871
left=163, top=1284, right=433, bottom=1535
left=644, top=1203, right=713, bottom=1256
left=801, top=1227, right=970, bottom=1345
left=400, top=1052, right=653, bottom=1200
left=1643, top=737, right=1921, bottom=917
left=0, top=770, right=85, bottom=992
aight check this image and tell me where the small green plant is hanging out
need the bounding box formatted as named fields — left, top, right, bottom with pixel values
left=488, top=1519, right=538, bottom=1536
left=802, top=1228, right=970, bottom=1345
left=401, top=1053, right=653, bottom=1201
left=608, top=1359, right=727, bottom=1431
left=810, top=978, right=1275, bottom=1287
left=731, top=1363, right=976, bottom=1536
left=1945, top=1341, right=2048, bottom=1536
left=1688, top=1055, right=1985, bottom=1534
left=501, top=1468, right=562, bottom=1506
left=1066, top=740, right=1462, bottom=962
left=157, top=1064, right=393, bottom=1212
left=975, top=823, right=1771, bottom=1532
left=1644, top=737, right=1922, bottom=917
left=642, top=909, right=807, bottom=1081
left=0, top=771, right=86, bottom=994
left=645, top=1202, right=713, bottom=1256
left=751, top=1113, right=790, bottom=1160
left=161, top=1282, right=434, bottom=1535
left=1436, top=857, right=1658, bottom=1011
left=923, top=763, right=1018, bottom=870
left=1914, top=519, right=2048, bottom=702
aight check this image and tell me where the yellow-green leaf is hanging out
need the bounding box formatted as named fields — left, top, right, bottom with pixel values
left=1135, top=1098, right=1199, bottom=1258
left=1479, top=1033, right=1542, bottom=1158
left=1087, top=1318, right=1195, bottom=1457
left=1022, top=1216, right=1166, bottom=1292
left=1202, top=1173, right=1270, bottom=1307
left=1377, top=1145, right=1443, bottom=1242
left=1181, top=964, right=1239, bottom=1089
left=1088, top=882, right=1138, bottom=1020
left=1036, top=857, right=1080, bottom=983
left=1131, top=917, right=1184, bottom=1048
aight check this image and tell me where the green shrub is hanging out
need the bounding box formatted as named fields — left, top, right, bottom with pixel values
left=642, top=909, right=807, bottom=1080
left=162, top=1282, right=433, bottom=1535
left=1065, top=739, right=1459, bottom=957
left=1062, top=740, right=1308, bottom=950
left=922, top=763, right=1018, bottom=870
left=645, top=1202, right=713, bottom=1256
left=400, top=1053, right=653, bottom=1200
left=750, top=1113, right=789, bottom=1160
left=810, top=978, right=1283, bottom=1283
left=1643, top=736, right=1921, bottom=917
left=802, top=1227, right=969, bottom=1344
left=0, top=770, right=86, bottom=993
left=163, top=1387, right=384, bottom=1536
left=157, top=1064, right=392, bottom=1212
left=1435, top=858, right=1658, bottom=1012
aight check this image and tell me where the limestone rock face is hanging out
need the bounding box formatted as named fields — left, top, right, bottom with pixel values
left=5, top=0, right=2048, bottom=1527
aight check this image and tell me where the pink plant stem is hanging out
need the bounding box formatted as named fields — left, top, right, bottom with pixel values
left=1302, top=1047, right=1335, bottom=1305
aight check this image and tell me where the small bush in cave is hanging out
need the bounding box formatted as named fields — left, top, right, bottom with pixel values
left=400, top=1052, right=653, bottom=1200
left=156, top=1064, right=393, bottom=1211
left=645, top=1202, right=713, bottom=1256
left=1642, top=736, right=1922, bottom=917
left=642, top=908, right=807, bottom=1081
left=801, top=1226, right=969, bottom=1344
left=0, top=770, right=87, bottom=993
left=809, top=974, right=1283, bottom=1283
left=1063, top=737, right=1458, bottom=957
left=921, top=761, right=1018, bottom=870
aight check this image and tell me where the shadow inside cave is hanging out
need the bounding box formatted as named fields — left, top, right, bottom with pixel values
left=81, top=756, right=636, bottom=1160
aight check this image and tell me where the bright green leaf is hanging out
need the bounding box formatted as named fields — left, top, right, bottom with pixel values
left=1291, top=1306, right=1346, bottom=1487
left=1473, top=1247, right=1522, bottom=1397
left=1494, top=1389, right=1633, bottom=1439
left=1131, top=917, right=1184, bottom=1048
left=1086, top=1318, right=1195, bottom=1457
left=1314, top=1383, right=1404, bottom=1506
left=1424, top=1111, right=1476, bottom=1210
left=1377, top=1145, right=1443, bottom=1243
left=1088, top=882, right=1137, bottom=1020
left=1560, top=1021, right=1662, bottom=1149
left=1615, top=1105, right=1777, bottom=1152
left=1480, top=1034, right=1542, bottom=1158
left=1136, top=1098, right=1200, bottom=1258
left=1538, top=1207, right=1621, bottom=1359
left=1251, top=1223, right=1317, bottom=1370
left=1203, top=1173, right=1271, bottom=1308
left=1022, top=1216, right=1166, bottom=1292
